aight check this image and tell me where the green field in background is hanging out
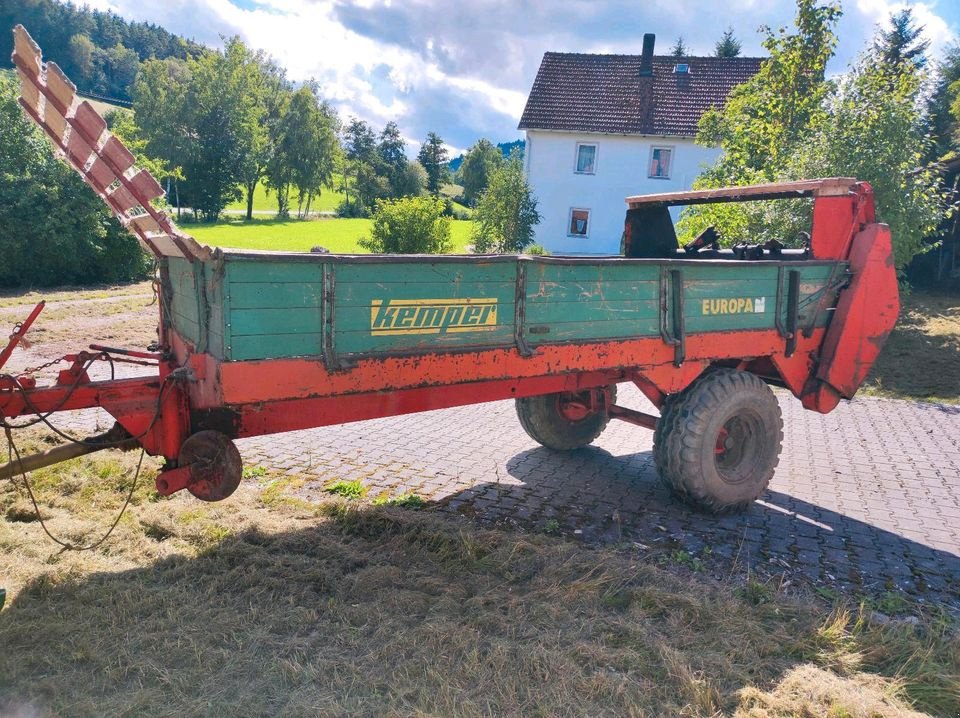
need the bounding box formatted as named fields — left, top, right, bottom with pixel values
left=188, top=217, right=474, bottom=253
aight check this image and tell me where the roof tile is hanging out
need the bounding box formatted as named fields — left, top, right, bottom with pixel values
left=518, top=53, right=763, bottom=137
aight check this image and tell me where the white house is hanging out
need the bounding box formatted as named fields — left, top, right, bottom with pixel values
left=518, top=34, right=763, bottom=255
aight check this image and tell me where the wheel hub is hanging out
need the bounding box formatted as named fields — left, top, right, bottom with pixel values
left=178, top=430, right=243, bottom=502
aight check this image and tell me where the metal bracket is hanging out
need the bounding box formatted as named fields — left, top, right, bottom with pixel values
left=785, top=269, right=800, bottom=357
left=658, top=268, right=685, bottom=366
left=514, top=260, right=535, bottom=357
left=321, top=263, right=343, bottom=371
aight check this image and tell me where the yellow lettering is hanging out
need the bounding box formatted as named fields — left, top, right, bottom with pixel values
left=702, top=299, right=710, bottom=315
left=745, top=298, right=753, bottom=312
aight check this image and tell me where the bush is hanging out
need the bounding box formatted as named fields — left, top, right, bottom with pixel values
left=359, top=196, right=451, bottom=254
left=335, top=199, right=371, bottom=218
left=524, top=244, right=549, bottom=256
left=0, top=75, right=151, bottom=288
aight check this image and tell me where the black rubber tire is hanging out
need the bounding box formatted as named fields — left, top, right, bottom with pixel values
left=515, top=385, right=617, bottom=450
left=653, top=369, right=782, bottom=513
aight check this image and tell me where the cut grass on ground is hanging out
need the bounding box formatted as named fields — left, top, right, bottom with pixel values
left=188, top=216, right=474, bottom=254
left=862, top=291, right=960, bottom=404
left=0, top=428, right=957, bottom=717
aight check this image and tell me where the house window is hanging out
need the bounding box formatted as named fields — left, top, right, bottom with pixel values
left=649, top=147, right=673, bottom=179
left=568, top=208, right=590, bottom=237
left=574, top=143, right=597, bottom=174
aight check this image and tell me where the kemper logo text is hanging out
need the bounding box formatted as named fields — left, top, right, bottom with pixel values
left=370, top=298, right=498, bottom=335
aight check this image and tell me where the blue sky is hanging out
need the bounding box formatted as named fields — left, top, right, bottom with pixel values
left=82, top=0, right=959, bottom=155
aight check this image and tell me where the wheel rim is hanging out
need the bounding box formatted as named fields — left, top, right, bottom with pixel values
left=713, top=411, right=765, bottom=484
left=555, top=390, right=595, bottom=423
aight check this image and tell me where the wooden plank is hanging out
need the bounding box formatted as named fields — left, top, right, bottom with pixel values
left=230, top=307, right=321, bottom=337
left=626, top=178, right=858, bottom=208
left=526, top=299, right=659, bottom=323
left=227, top=261, right=323, bottom=285
left=336, top=281, right=515, bottom=304
left=526, top=279, right=659, bottom=304
left=526, top=318, right=661, bottom=343
left=527, top=262, right=661, bottom=284
left=229, top=282, right=323, bottom=310
left=44, top=62, right=76, bottom=116
left=336, top=261, right=516, bottom=285
left=229, top=333, right=323, bottom=361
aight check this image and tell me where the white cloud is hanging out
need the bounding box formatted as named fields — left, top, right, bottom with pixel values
left=69, top=0, right=959, bottom=151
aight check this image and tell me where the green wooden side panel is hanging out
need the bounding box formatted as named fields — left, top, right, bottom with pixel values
left=223, top=259, right=324, bottom=361
left=524, top=261, right=842, bottom=346
left=207, top=255, right=845, bottom=362
left=165, top=256, right=203, bottom=347
left=334, top=261, right=516, bottom=355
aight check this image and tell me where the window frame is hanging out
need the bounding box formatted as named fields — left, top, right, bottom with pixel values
left=573, top=142, right=598, bottom=175
left=567, top=207, right=592, bottom=238
left=648, top=145, right=674, bottom=180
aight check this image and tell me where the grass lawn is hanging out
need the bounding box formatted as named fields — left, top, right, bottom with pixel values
left=188, top=216, right=475, bottom=253
left=223, top=179, right=346, bottom=215
left=0, top=286, right=957, bottom=716
left=1, top=424, right=956, bottom=716
left=861, top=291, right=960, bottom=404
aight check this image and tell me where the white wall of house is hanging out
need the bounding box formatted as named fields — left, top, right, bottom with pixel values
left=524, top=130, right=722, bottom=255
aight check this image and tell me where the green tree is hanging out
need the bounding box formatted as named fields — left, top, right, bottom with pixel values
left=715, top=28, right=742, bottom=58
left=359, top=196, right=451, bottom=254
left=459, top=138, right=504, bottom=205
left=67, top=33, right=97, bottom=85
left=399, top=161, right=427, bottom=197
left=925, top=42, right=960, bottom=160
left=267, top=85, right=339, bottom=218
left=785, top=38, right=944, bottom=270
left=681, top=4, right=944, bottom=273
left=240, top=54, right=290, bottom=220
left=99, top=43, right=140, bottom=98
left=670, top=37, right=688, bottom=57
left=343, top=117, right=387, bottom=213
left=160, top=38, right=268, bottom=221
left=471, top=154, right=540, bottom=254
left=417, top=132, right=449, bottom=195
left=378, top=121, right=410, bottom=198
left=697, top=0, right=842, bottom=176
left=132, top=57, right=190, bottom=214
left=874, top=8, right=929, bottom=71
left=0, top=75, right=149, bottom=287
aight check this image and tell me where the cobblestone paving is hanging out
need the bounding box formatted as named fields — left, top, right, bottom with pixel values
left=236, top=385, right=960, bottom=605
left=39, top=376, right=960, bottom=606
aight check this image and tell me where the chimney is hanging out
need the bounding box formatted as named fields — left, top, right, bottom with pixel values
left=640, top=33, right=655, bottom=76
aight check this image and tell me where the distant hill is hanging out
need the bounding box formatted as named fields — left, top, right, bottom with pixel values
left=449, top=139, right=525, bottom=172
left=1, top=0, right=205, bottom=102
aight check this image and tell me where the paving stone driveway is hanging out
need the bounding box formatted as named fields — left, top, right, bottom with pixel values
left=238, top=385, right=960, bottom=606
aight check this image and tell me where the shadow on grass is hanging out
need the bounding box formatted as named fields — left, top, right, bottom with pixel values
left=2, top=495, right=956, bottom=717
left=863, top=292, right=960, bottom=404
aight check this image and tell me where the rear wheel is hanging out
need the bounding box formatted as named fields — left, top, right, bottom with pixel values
left=516, top=386, right=616, bottom=450
left=654, top=369, right=782, bottom=513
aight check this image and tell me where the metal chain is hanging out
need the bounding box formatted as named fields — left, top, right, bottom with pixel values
left=21, top=356, right=66, bottom=376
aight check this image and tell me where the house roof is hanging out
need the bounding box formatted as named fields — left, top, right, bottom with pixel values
left=518, top=53, right=763, bottom=137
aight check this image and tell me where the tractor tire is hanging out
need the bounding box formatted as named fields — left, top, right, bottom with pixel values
left=653, top=369, right=782, bottom=514
left=515, top=386, right=617, bottom=451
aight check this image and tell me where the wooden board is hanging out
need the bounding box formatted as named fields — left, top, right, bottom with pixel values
left=161, top=254, right=847, bottom=366
left=625, top=178, right=859, bottom=208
